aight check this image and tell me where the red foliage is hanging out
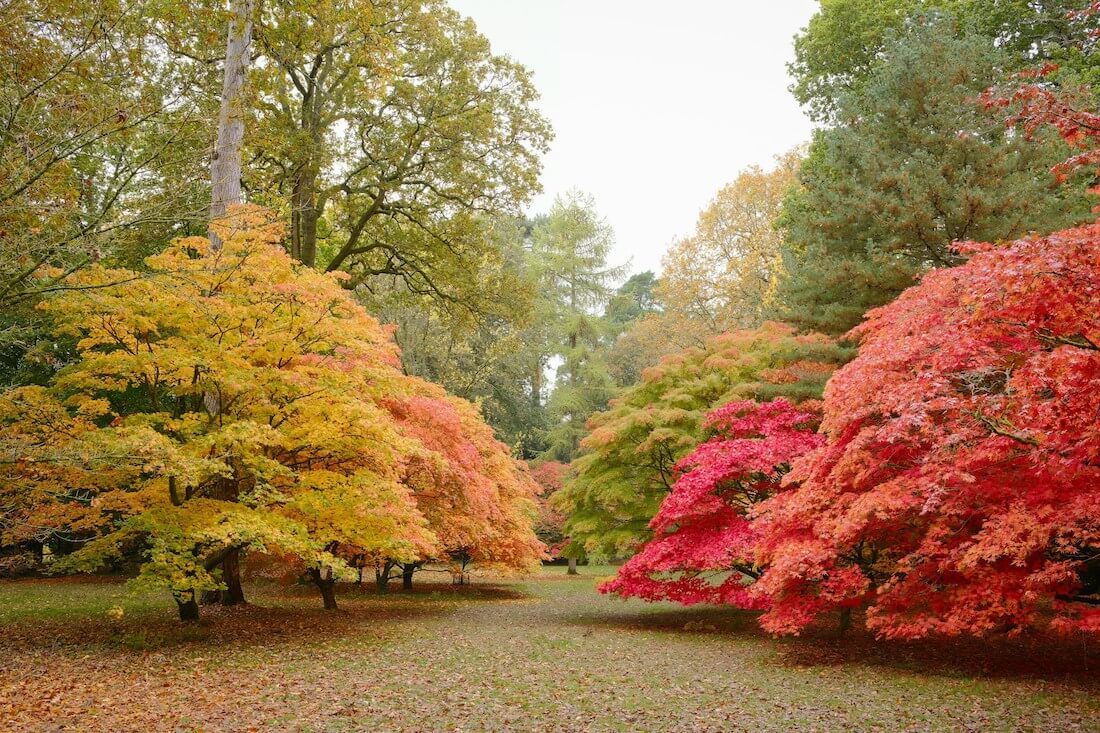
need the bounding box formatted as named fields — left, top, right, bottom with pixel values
left=754, top=223, right=1100, bottom=638
left=981, top=61, right=1100, bottom=202
left=601, top=399, right=823, bottom=607
left=528, top=461, right=569, bottom=558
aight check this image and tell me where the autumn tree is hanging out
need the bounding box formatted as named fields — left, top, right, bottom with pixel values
left=755, top=222, right=1100, bottom=638
left=528, top=461, right=568, bottom=563
left=0, top=0, right=213, bottom=371
left=554, top=322, right=850, bottom=560
left=1, top=210, right=444, bottom=619
left=601, top=399, right=823, bottom=607
left=378, top=389, right=544, bottom=591
left=775, top=18, right=1094, bottom=335
left=658, top=150, right=800, bottom=336
left=604, top=151, right=802, bottom=384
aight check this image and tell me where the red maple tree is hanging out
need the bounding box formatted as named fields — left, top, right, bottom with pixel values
left=754, top=222, right=1100, bottom=638
left=601, top=398, right=823, bottom=608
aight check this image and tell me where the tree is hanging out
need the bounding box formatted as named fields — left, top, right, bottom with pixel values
left=775, top=18, right=1094, bottom=335
left=658, top=150, right=800, bottom=335
left=373, top=217, right=545, bottom=453
left=601, top=399, right=823, bottom=607
left=533, top=193, right=626, bottom=462
left=790, top=0, right=1099, bottom=123
left=2, top=209, right=438, bottom=619
left=602, top=271, right=661, bottom=389
left=247, top=0, right=552, bottom=309
left=553, top=322, right=850, bottom=560
left=208, top=0, right=255, bottom=248
left=605, top=151, right=802, bottom=385
left=754, top=222, right=1100, bottom=638
left=382, top=389, right=545, bottom=590
left=0, top=0, right=212, bottom=361
left=528, top=461, right=568, bottom=562
left=984, top=64, right=1100, bottom=204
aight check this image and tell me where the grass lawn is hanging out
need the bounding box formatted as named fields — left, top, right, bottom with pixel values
left=0, top=566, right=1096, bottom=732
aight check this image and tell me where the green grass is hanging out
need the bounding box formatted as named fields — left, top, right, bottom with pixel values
left=0, top=566, right=1096, bottom=732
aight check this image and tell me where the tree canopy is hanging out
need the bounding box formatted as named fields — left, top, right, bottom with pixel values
left=553, top=322, right=850, bottom=560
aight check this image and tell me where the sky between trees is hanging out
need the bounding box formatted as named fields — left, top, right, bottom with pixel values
left=448, top=0, right=819, bottom=275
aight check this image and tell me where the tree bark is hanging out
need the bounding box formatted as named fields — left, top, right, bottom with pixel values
left=567, top=557, right=578, bottom=575
left=838, top=607, right=852, bottom=634
left=375, top=561, right=395, bottom=594
left=402, top=565, right=415, bottom=591
left=175, top=590, right=200, bottom=621
left=221, top=547, right=245, bottom=606
left=309, top=567, right=337, bottom=610
left=209, top=0, right=255, bottom=250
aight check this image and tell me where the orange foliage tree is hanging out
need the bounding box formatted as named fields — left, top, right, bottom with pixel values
left=0, top=208, right=542, bottom=617
left=381, top=390, right=545, bottom=590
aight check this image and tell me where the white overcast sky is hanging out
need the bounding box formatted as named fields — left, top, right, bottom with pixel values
left=448, top=0, right=819, bottom=277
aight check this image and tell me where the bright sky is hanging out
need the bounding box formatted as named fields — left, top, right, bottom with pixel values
left=448, top=0, right=819, bottom=277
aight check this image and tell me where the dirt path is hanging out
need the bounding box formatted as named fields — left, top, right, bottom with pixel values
left=0, top=570, right=1097, bottom=732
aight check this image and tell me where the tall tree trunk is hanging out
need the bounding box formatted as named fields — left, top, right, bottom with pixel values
left=402, top=565, right=415, bottom=591
left=221, top=547, right=245, bottom=606
left=209, top=0, right=255, bottom=250
left=567, top=557, right=578, bottom=575
left=175, top=590, right=200, bottom=621
left=297, top=169, right=319, bottom=267
left=309, top=567, right=337, bottom=610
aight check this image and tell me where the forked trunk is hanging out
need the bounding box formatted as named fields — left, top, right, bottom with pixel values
left=175, top=590, right=200, bottom=621
left=375, top=561, right=395, bottom=594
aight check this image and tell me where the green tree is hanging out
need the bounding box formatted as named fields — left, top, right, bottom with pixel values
left=603, top=271, right=661, bottom=388
left=0, top=0, right=214, bottom=377
left=791, top=0, right=1099, bottom=122
left=774, top=18, right=1094, bottom=336
left=374, top=217, right=549, bottom=454
left=533, top=193, right=626, bottom=462
left=247, top=0, right=552, bottom=312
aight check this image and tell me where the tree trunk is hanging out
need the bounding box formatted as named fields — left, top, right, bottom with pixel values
left=375, top=561, right=395, bottom=594
left=175, top=590, right=200, bottom=621
left=567, top=557, right=578, bottom=575
left=221, top=547, right=245, bottom=606
left=290, top=172, right=319, bottom=265
left=209, top=0, right=255, bottom=250
left=309, top=567, right=337, bottom=610
left=838, top=607, right=852, bottom=634
left=402, top=565, right=415, bottom=590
